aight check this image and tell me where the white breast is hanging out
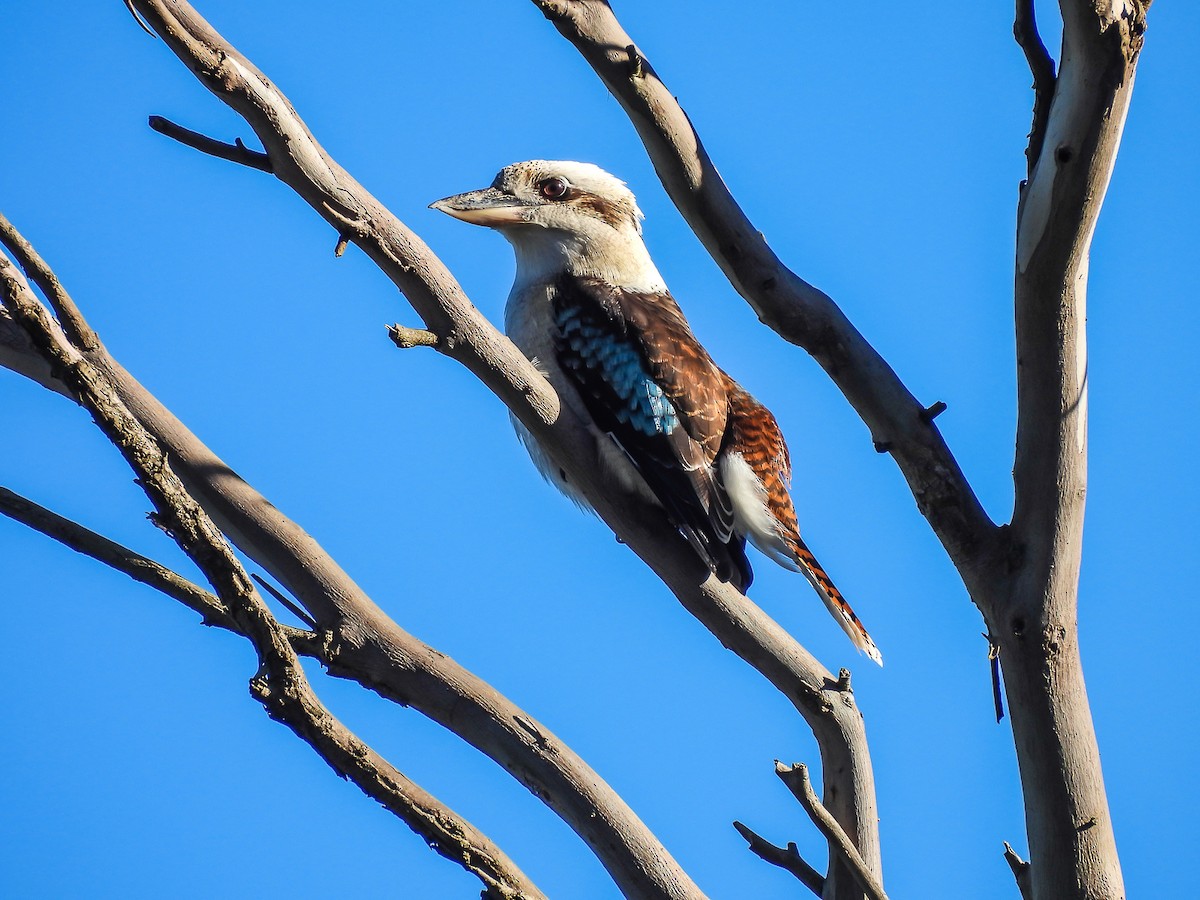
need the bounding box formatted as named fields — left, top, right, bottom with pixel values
left=505, top=280, right=656, bottom=512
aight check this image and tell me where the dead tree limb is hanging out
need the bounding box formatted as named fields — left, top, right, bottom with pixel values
left=531, top=0, right=999, bottom=585
left=733, top=821, right=824, bottom=897
left=0, top=484, right=320, bottom=653
left=0, top=483, right=238, bottom=630
left=776, top=764, right=887, bottom=900
left=1000, top=2, right=1150, bottom=897
left=534, top=1, right=1151, bottom=898
left=116, top=4, right=882, bottom=897
left=1, top=194, right=698, bottom=897
left=148, top=114, right=272, bottom=171
left=0, top=255, right=546, bottom=900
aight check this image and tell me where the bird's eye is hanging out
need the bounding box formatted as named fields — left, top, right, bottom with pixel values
left=538, top=177, right=569, bottom=201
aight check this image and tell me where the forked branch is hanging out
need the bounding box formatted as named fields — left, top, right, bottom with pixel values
left=1001, top=2, right=1150, bottom=897
left=777, top=763, right=888, bottom=900
left=733, top=821, right=824, bottom=897
left=532, top=0, right=999, bottom=585
left=0, top=248, right=545, bottom=900
left=121, top=2, right=883, bottom=894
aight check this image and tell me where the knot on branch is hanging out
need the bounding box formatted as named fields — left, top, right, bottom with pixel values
left=388, top=324, right=439, bottom=350
left=626, top=44, right=644, bottom=79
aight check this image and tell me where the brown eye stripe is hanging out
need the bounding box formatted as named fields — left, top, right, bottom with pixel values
left=572, top=191, right=638, bottom=230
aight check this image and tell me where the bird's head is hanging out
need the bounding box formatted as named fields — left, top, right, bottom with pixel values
left=431, top=160, right=665, bottom=292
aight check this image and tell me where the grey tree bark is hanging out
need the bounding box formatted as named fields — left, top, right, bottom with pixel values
left=532, top=1, right=1149, bottom=897
left=2, top=1, right=886, bottom=897
left=1, top=1, right=1152, bottom=898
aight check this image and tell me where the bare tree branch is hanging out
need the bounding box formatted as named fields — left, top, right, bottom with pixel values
left=0, top=483, right=235, bottom=627
left=4, top=189, right=704, bottom=898
left=0, top=259, right=546, bottom=900
left=117, top=4, right=883, bottom=897
left=999, top=3, right=1150, bottom=896
left=0, top=483, right=329, bottom=661
left=1014, top=0, right=1058, bottom=179
left=531, top=0, right=1000, bottom=586
left=0, top=213, right=97, bottom=351
left=148, top=114, right=272, bottom=171
left=732, top=821, right=824, bottom=897
left=776, top=763, right=887, bottom=900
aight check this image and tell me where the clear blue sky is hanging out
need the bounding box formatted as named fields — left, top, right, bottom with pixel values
left=2, top=3, right=1196, bottom=898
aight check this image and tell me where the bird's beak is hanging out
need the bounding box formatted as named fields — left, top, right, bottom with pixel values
left=429, top=187, right=532, bottom=227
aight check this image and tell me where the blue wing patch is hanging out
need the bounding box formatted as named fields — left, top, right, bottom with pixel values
left=556, top=305, right=680, bottom=436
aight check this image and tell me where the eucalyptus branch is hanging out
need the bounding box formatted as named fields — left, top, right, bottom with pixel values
left=1014, top=0, right=1057, bottom=178
left=120, top=3, right=882, bottom=895
left=732, top=821, right=824, bottom=897
left=3, top=186, right=700, bottom=896
left=0, top=484, right=317, bottom=651
left=0, top=483, right=236, bottom=630
left=531, top=0, right=999, bottom=584
left=148, top=115, right=272, bottom=172
left=0, top=212, right=96, bottom=350
left=0, top=258, right=545, bottom=900
left=776, top=763, right=888, bottom=900
left=997, top=1, right=1150, bottom=895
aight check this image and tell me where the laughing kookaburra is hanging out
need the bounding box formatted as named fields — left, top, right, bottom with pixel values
left=432, top=160, right=882, bottom=664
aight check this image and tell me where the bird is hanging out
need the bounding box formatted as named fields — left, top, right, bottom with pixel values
left=431, top=160, right=882, bottom=665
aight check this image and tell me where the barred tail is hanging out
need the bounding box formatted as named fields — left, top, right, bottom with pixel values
left=788, top=536, right=883, bottom=666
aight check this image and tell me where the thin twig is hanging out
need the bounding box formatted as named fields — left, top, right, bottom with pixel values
left=1003, top=841, right=1033, bottom=900
left=0, top=213, right=97, bottom=350
left=123, top=0, right=158, bottom=38
left=0, top=484, right=321, bottom=656
left=1014, top=0, right=1057, bottom=178
left=148, top=115, right=272, bottom=172
left=733, top=821, right=824, bottom=897
left=0, top=483, right=234, bottom=628
left=776, top=763, right=888, bottom=900
left=252, top=572, right=318, bottom=629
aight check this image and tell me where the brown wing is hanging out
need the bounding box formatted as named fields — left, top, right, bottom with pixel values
left=575, top=276, right=728, bottom=465
left=554, top=275, right=747, bottom=587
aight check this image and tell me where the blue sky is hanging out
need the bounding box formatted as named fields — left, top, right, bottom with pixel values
left=2, top=2, right=1196, bottom=898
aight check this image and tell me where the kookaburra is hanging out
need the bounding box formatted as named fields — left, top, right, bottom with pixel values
left=432, top=160, right=882, bottom=664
